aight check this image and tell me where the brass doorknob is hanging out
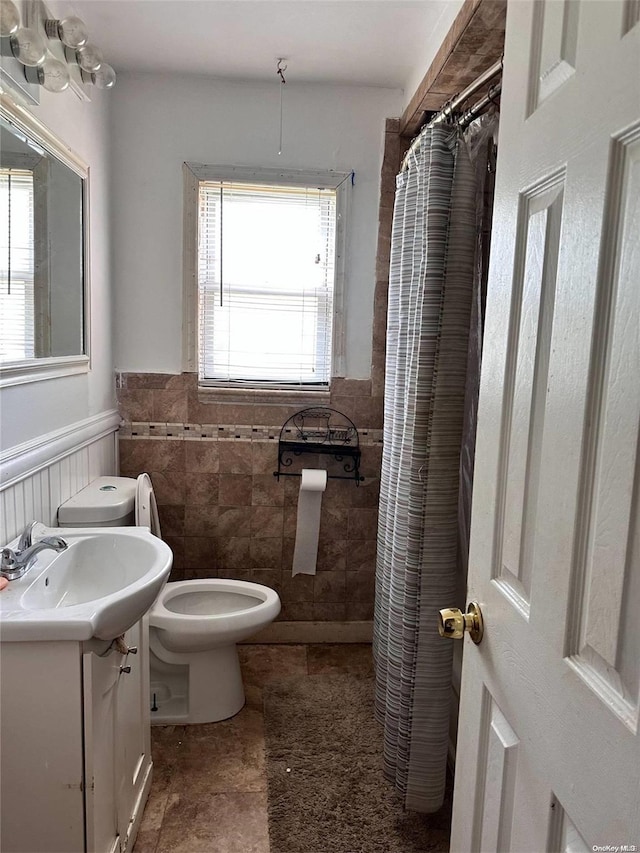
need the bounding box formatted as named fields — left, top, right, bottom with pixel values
left=438, top=601, right=484, bottom=644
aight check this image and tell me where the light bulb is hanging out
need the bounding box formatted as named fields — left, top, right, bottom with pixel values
left=76, top=42, right=102, bottom=72
left=45, top=16, right=88, bottom=49
left=38, top=56, right=70, bottom=92
left=91, top=63, right=116, bottom=89
left=0, top=0, right=20, bottom=37
left=10, top=27, right=46, bottom=67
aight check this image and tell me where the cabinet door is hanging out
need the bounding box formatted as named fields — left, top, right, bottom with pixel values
left=83, top=648, right=121, bottom=853
left=115, top=619, right=153, bottom=852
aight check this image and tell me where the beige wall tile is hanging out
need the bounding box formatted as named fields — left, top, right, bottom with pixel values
left=250, top=539, right=283, bottom=570
left=218, top=507, right=252, bottom=538
left=218, top=442, right=252, bottom=474
left=346, top=568, right=376, bottom=602
left=158, top=505, right=185, bottom=537
left=251, top=506, right=284, bottom=538
left=347, top=507, right=378, bottom=540
left=251, top=442, right=278, bottom=474
left=187, top=392, right=219, bottom=425
left=184, top=536, right=218, bottom=570
left=314, top=571, right=346, bottom=603
left=184, top=505, right=218, bottom=537
left=118, top=389, right=153, bottom=421
left=251, top=474, right=284, bottom=506
left=219, top=474, right=253, bottom=506
left=319, top=506, right=349, bottom=540
left=313, top=603, right=347, bottom=621
left=281, top=573, right=314, bottom=603
left=346, top=539, right=377, bottom=572
left=152, top=390, right=189, bottom=423
left=145, top=471, right=186, bottom=506
left=185, top=441, right=220, bottom=473
left=215, top=536, right=251, bottom=570
left=184, top=472, right=219, bottom=505
left=317, top=539, right=347, bottom=571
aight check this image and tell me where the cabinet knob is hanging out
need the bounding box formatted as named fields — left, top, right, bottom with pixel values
left=119, top=665, right=132, bottom=674
left=127, top=646, right=138, bottom=655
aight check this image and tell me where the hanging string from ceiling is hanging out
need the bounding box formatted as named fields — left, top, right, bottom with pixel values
left=276, top=58, right=287, bottom=156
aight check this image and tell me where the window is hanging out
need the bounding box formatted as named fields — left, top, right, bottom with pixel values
left=184, top=165, right=349, bottom=391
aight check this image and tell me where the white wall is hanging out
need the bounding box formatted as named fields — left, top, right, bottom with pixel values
left=0, top=83, right=115, bottom=451
left=111, top=73, right=402, bottom=379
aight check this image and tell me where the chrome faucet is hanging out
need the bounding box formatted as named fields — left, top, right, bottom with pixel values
left=1, top=522, right=68, bottom=581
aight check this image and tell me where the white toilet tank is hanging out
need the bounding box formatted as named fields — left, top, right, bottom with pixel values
left=58, top=476, right=137, bottom=527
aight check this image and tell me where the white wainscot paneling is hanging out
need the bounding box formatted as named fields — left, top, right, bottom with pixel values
left=0, top=411, right=120, bottom=544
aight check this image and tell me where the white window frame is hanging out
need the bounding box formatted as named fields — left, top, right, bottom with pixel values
left=183, top=163, right=349, bottom=392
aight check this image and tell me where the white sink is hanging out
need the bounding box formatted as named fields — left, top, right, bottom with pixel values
left=0, top=527, right=172, bottom=642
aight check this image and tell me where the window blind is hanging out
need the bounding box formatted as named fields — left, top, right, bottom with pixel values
left=197, top=181, right=336, bottom=387
left=0, top=169, right=35, bottom=362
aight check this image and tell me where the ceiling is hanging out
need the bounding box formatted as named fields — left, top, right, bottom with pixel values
left=71, top=0, right=456, bottom=90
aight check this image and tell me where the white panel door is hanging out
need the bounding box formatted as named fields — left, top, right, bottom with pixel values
left=451, top=1, right=640, bottom=850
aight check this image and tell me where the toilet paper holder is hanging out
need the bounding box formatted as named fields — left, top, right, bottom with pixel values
left=273, top=407, right=364, bottom=485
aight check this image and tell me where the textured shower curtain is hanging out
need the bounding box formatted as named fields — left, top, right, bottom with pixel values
left=373, top=126, right=477, bottom=813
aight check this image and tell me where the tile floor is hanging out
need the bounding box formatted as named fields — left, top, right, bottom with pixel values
left=133, top=644, right=374, bottom=853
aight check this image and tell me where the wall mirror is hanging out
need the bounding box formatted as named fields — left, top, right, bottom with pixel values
left=0, top=95, right=88, bottom=387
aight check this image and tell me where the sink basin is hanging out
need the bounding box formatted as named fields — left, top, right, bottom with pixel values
left=0, top=527, right=172, bottom=642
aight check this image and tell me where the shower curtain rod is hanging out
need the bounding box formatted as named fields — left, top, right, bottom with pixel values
left=401, top=58, right=502, bottom=171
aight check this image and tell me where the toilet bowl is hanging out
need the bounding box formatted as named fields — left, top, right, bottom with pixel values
left=58, top=474, right=281, bottom=725
left=149, top=579, right=280, bottom=723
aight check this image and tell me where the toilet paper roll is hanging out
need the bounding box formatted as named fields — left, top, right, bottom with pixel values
left=292, top=469, right=328, bottom=577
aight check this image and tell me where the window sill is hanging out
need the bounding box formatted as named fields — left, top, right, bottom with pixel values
left=196, top=384, right=331, bottom=406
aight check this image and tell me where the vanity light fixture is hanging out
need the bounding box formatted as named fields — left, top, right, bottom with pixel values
left=86, top=62, right=116, bottom=89
left=9, top=26, right=46, bottom=66
left=74, top=42, right=103, bottom=73
left=3, top=6, right=116, bottom=93
left=24, top=55, right=70, bottom=92
left=0, top=0, right=20, bottom=36
left=44, top=15, right=87, bottom=49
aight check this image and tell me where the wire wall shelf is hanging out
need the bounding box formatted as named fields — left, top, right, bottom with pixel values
left=273, top=407, right=363, bottom=485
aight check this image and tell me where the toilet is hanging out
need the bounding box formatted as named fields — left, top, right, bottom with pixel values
left=58, top=475, right=281, bottom=725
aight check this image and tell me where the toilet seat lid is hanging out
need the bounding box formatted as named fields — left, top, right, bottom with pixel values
left=136, top=473, right=161, bottom=537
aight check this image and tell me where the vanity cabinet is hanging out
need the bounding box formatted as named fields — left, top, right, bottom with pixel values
left=0, top=619, right=152, bottom=853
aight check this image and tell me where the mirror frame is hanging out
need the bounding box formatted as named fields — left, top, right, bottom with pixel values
left=0, top=93, right=90, bottom=388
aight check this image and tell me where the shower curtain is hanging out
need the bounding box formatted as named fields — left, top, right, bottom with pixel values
left=373, top=125, right=477, bottom=814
